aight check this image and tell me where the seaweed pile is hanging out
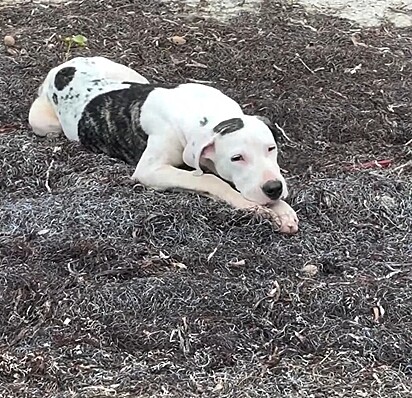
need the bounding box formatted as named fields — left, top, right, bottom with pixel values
left=0, top=1, right=411, bottom=396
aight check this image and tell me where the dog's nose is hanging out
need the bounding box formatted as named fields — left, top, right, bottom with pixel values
left=262, top=180, right=283, bottom=200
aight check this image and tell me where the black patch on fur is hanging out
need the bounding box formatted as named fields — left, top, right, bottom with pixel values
left=213, top=118, right=244, bottom=135
left=77, top=82, right=178, bottom=165
left=200, top=117, right=208, bottom=126
left=52, top=93, right=58, bottom=105
left=54, top=67, right=76, bottom=91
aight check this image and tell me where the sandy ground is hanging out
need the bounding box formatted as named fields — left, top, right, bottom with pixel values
left=2, top=0, right=411, bottom=27
left=164, top=0, right=412, bottom=27
left=298, top=0, right=412, bottom=27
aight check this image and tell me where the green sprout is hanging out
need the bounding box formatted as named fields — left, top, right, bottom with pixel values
left=64, top=34, right=88, bottom=47
left=63, top=34, right=88, bottom=61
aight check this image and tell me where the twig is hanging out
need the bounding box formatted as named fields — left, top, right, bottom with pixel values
left=64, top=41, right=72, bottom=62
left=295, top=53, right=315, bottom=74
left=274, top=122, right=297, bottom=145
left=45, top=159, right=55, bottom=193
left=187, top=78, right=215, bottom=84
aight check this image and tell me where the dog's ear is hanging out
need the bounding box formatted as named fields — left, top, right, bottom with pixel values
left=256, top=115, right=272, bottom=127
left=183, top=136, right=216, bottom=176
left=255, top=115, right=280, bottom=142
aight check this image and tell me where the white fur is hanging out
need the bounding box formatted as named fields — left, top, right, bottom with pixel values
left=29, top=57, right=298, bottom=234
left=138, top=84, right=288, bottom=205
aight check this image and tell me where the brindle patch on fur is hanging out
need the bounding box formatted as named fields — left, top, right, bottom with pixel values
left=77, top=83, right=178, bottom=165
left=54, top=67, right=77, bottom=91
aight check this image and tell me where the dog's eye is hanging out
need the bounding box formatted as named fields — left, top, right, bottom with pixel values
left=231, top=154, right=244, bottom=162
left=268, top=146, right=277, bottom=152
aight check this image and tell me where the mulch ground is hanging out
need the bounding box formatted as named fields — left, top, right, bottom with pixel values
left=0, top=0, right=411, bottom=397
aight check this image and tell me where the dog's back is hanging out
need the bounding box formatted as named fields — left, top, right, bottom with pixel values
left=46, top=60, right=178, bottom=164
left=29, top=56, right=149, bottom=140
left=77, top=82, right=174, bottom=165
left=45, top=61, right=132, bottom=142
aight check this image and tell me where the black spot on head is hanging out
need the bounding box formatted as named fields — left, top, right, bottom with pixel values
left=75, top=94, right=80, bottom=98
left=213, top=118, right=244, bottom=136
left=200, top=117, right=208, bottom=126
left=54, top=67, right=76, bottom=91
left=52, top=93, right=58, bottom=105
left=87, top=88, right=92, bottom=92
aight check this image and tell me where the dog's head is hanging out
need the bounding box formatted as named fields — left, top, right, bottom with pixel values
left=194, top=115, right=288, bottom=205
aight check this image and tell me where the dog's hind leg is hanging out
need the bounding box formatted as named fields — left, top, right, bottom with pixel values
left=28, top=95, right=62, bottom=138
left=94, top=57, right=150, bottom=84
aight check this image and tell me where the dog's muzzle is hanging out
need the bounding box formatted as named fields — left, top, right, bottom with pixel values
left=262, top=180, right=283, bottom=201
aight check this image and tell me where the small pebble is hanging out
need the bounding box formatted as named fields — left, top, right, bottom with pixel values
left=169, top=35, right=186, bottom=45
left=4, top=35, right=15, bottom=47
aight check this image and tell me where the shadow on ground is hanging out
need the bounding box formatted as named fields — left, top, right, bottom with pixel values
left=0, top=0, right=411, bottom=397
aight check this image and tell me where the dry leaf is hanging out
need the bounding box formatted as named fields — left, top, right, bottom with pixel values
left=228, top=259, right=246, bottom=267
left=174, top=262, right=187, bottom=270
left=212, top=381, right=224, bottom=392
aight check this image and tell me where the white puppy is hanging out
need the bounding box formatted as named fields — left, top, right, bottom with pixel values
left=29, top=56, right=298, bottom=233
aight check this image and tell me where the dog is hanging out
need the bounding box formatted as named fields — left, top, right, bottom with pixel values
left=28, top=56, right=299, bottom=234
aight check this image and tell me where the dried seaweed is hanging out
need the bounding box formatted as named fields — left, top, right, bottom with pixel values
left=0, top=0, right=411, bottom=397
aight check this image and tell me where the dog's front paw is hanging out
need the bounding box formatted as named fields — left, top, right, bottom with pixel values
left=275, top=209, right=299, bottom=234
left=268, top=200, right=299, bottom=234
